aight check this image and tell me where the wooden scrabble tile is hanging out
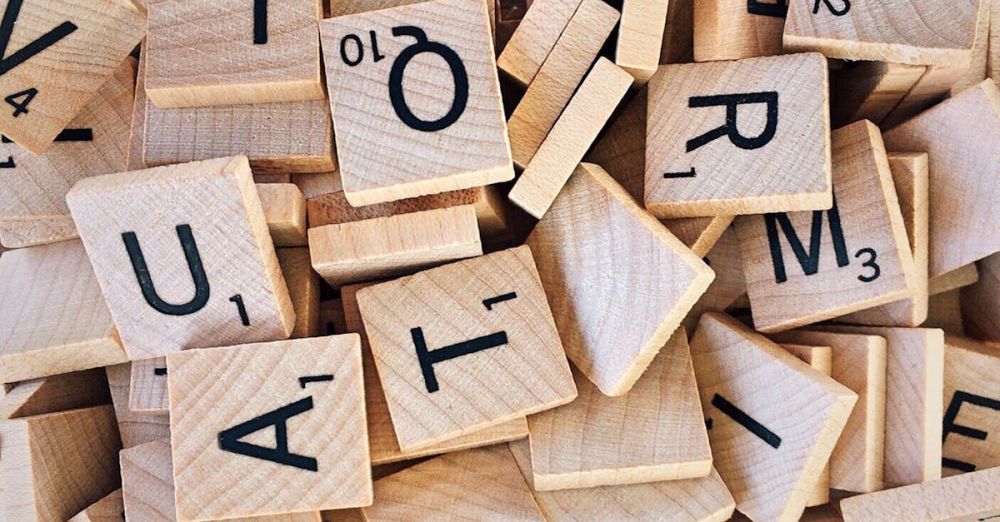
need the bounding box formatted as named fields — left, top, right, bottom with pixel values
left=962, top=253, right=1000, bottom=339
left=736, top=120, right=916, bottom=333
left=838, top=152, right=929, bottom=327
left=840, top=466, right=1000, bottom=522
left=883, top=64, right=969, bottom=130
left=341, top=282, right=528, bottom=466
left=0, top=0, right=143, bottom=154
left=820, top=325, right=944, bottom=488
left=526, top=163, right=713, bottom=395
left=926, top=289, right=966, bottom=336
left=931, top=263, right=980, bottom=295
left=586, top=87, right=647, bottom=201
left=615, top=0, right=669, bottom=83
left=130, top=357, right=168, bottom=414
left=783, top=0, right=981, bottom=66
left=356, top=246, right=575, bottom=450
left=692, top=0, right=786, bottom=62
left=320, top=0, right=514, bottom=206
left=942, top=336, right=1000, bottom=476
left=779, top=343, right=832, bottom=507
left=497, top=0, right=582, bottom=85
left=145, top=0, right=323, bottom=108
left=509, top=58, right=633, bottom=218
left=771, top=330, right=887, bottom=493
left=0, top=57, right=134, bottom=246
left=66, top=156, right=296, bottom=360
left=645, top=53, right=831, bottom=218
left=167, top=335, right=371, bottom=519
left=259, top=184, right=307, bottom=247
left=278, top=248, right=321, bottom=339
left=0, top=240, right=127, bottom=383
left=831, top=61, right=925, bottom=127
left=883, top=80, right=1000, bottom=277
left=293, top=171, right=341, bottom=200
left=309, top=205, right=482, bottom=288
left=361, top=445, right=544, bottom=521
left=0, top=405, right=121, bottom=521
left=667, top=216, right=735, bottom=258
left=684, top=225, right=748, bottom=332
left=68, top=489, right=123, bottom=522
left=950, top=0, right=991, bottom=96
left=0, top=368, right=110, bottom=420
left=690, top=313, right=857, bottom=522
left=105, top=363, right=171, bottom=449
left=507, top=0, right=619, bottom=169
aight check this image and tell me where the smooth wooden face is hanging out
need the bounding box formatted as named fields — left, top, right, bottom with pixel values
left=276, top=247, right=321, bottom=339
left=66, top=156, right=296, bottom=360
left=615, top=0, right=669, bottom=83
left=737, top=120, right=916, bottom=333
left=319, top=0, right=513, bottom=206
left=497, top=0, right=583, bottom=85
left=167, top=335, right=371, bottom=520
left=778, top=343, right=832, bottom=507
left=68, top=489, right=123, bottom=522
left=145, top=0, right=323, bottom=108
left=0, top=0, right=144, bottom=154
left=645, top=53, right=831, bottom=219
left=119, top=439, right=175, bottom=521
left=693, top=0, right=786, bottom=62
left=259, top=185, right=307, bottom=248
left=840, top=466, right=1000, bottom=522
left=690, top=313, right=857, bottom=522
left=129, top=356, right=169, bottom=414
left=942, top=337, right=1000, bottom=477
left=105, top=363, right=171, bottom=450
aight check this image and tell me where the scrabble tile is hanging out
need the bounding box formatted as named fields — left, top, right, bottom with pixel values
left=667, top=216, right=735, bottom=258
left=684, top=225, right=748, bottom=332
left=645, top=53, right=831, bottom=218
left=615, top=0, right=669, bottom=83
left=68, top=489, right=123, bottom=522
left=660, top=0, right=694, bottom=63
left=0, top=240, right=127, bottom=383
left=309, top=205, right=482, bottom=288
left=145, top=0, right=323, bottom=108
left=838, top=152, right=929, bottom=327
left=526, top=163, right=713, bottom=395
left=0, top=368, right=110, bottom=420
left=693, top=0, right=786, bottom=62
left=66, top=156, right=296, bottom=360
left=736, top=120, right=916, bottom=333
left=130, top=357, right=168, bottom=414
left=293, top=171, right=341, bottom=200
left=0, top=57, right=134, bottom=247
left=881, top=64, right=968, bottom=129
left=926, top=290, right=966, bottom=336
left=0, top=0, right=144, bottom=154
left=819, top=325, right=944, bottom=488
left=509, top=58, right=633, bottom=218
left=883, top=80, right=1000, bottom=278
left=931, top=263, right=980, bottom=295
left=962, top=253, right=1000, bottom=339
left=840, top=466, right=1000, bottom=522
left=507, top=0, right=619, bottom=169
left=528, top=329, right=712, bottom=490
left=320, top=0, right=514, bottom=206
left=497, top=0, right=583, bottom=85
left=0, top=405, right=121, bottom=521
left=356, top=246, right=575, bottom=450
left=341, top=282, right=528, bottom=466
left=167, top=336, right=370, bottom=520
left=950, top=0, right=991, bottom=96
left=783, top=0, right=981, bottom=66
left=105, top=363, right=171, bottom=449
left=779, top=343, right=832, bottom=507
left=259, top=184, right=307, bottom=247
left=690, top=313, right=857, bottom=522
left=831, top=61, right=925, bottom=127
left=278, top=248, right=321, bottom=339
left=509, top=439, right=736, bottom=522
left=771, top=330, right=887, bottom=493
left=942, top=336, right=1000, bottom=476
left=362, top=445, right=544, bottom=521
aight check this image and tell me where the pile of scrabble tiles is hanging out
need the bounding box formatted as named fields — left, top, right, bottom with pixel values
left=2, top=0, right=1000, bottom=520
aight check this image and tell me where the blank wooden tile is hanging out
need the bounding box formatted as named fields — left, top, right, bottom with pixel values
left=129, top=357, right=168, bottom=414
left=942, top=336, right=1000, bottom=476
left=145, top=0, right=323, bottom=108
left=615, top=0, right=669, bottom=83
left=68, top=489, right=123, bottom=522
left=0, top=240, right=127, bottom=383
left=105, top=363, right=171, bottom=449
left=341, top=282, right=528, bottom=466
left=926, top=289, right=966, bottom=336
left=278, top=248, right=321, bottom=339
left=736, top=120, right=916, bottom=333
left=840, top=466, right=1000, bottom=522
left=690, top=313, right=857, bottom=522
left=771, top=330, right=887, bottom=494
left=883, top=80, right=1000, bottom=278
left=693, top=0, right=785, bottom=62
left=0, top=405, right=121, bottom=521
left=0, top=0, right=144, bottom=154
left=779, top=343, right=832, bottom=507
left=0, top=57, right=134, bottom=247
left=362, top=445, right=544, bottom=521
left=526, top=163, right=714, bottom=395
left=645, top=53, right=831, bottom=218
left=497, top=0, right=583, bottom=85
left=931, top=263, right=980, bottom=295
left=356, top=246, right=576, bottom=450
left=962, top=253, right=1000, bottom=339
left=0, top=368, right=110, bottom=420
left=167, top=336, right=370, bottom=520
left=308, top=205, right=482, bottom=288
left=259, top=184, right=307, bottom=247
left=783, top=0, right=981, bottom=66
left=881, top=64, right=968, bottom=129
left=831, top=61, right=925, bottom=127
left=67, top=156, right=295, bottom=360
left=320, top=0, right=513, bottom=206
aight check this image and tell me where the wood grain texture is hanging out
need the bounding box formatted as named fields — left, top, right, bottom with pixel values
left=0, top=240, right=127, bottom=383
left=0, top=368, right=110, bottom=420
left=840, top=466, right=1000, bottom=522
left=167, top=336, right=371, bottom=520
left=509, top=58, right=633, bottom=218
left=880, top=64, right=967, bottom=130
left=320, top=0, right=514, bottom=206
left=737, top=120, right=916, bottom=333
left=926, top=289, right=966, bottom=336
left=497, top=0, right=582, bottom=85
left=0, top=216, right=78, bottom=249
left=831, top=61, right=925, bottom=127
left=526, top=163, right=714, bottom=395
left=883, top=80, right=1000, bottom=277
left=931, top=264, right=980, bottom=296
left=308, top=205, right=482, bottom=288
left=615, top=0, right=668, bottom=83
left=693, top=0, right=785, bottom=62
left=690, top=313, right=857, bottom=522
left=645, top=53, right=831, bottom=218
left=260, top=184, right=307, bottom=247
left=951, top=0, right=992, bottom=95
left=67, top=156, right=295, bottom=359
left=293, top=172, right=341, bottom=200
left=278, top=247, right=321, bottom=339
left=667, top=216, right=735, bottom=258
left=356, top=246, right=576, bottom=450
left=779, top=343, right=833, bottom=507
left=683, top=225, right=748, bottom=334
left=0, top=0, right=144, bottom=154
left=68, top=489, right=123, bottom=522
left=962, top=252, right=1000, bottom=339
left=942, top=336, right=1000, bottom=476
left=145, top=0, right=323, bottom=108
left=105, top=363, right=171, bottom=449
left=129, top=356, right=168, bottom=413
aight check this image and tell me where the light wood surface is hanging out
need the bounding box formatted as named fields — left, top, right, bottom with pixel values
left=693, top=0, right=785, bottom=62
left=497, top=0, right=583, bottom=85
left=930, top=264, right=980, bottom=295
left=615, top=0, right=669, bottom=83
left=779, top=343, right=833, bottom=507
left=0, top=368, right=110, bottom=420
left=293, top=172, right=341, bottom=200
left=942, top=336, right=1000, bottom=476
left=105, top=363, right=171, bottom=449
left=962, top=252, right=1000, bottom=339
left=666, top=216, right=735, bottom=258
left=831, top=61, right=925, bottom=127
left=840, top=466, right=1000, bottom=522
left=129, top=356, right=168, bottom=414
left=684, top=225, right=749, bottom=332
left=260, top=184, right=307, bottom=248
left=278, top=248, right=321, bottom=339
left=68, top=489, right=123, bottom=522
left=881, top=63, right=967, bottom=130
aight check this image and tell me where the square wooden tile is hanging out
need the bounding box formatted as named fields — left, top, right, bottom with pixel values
left=779, top=343, right=833, bottom=507
left=840, top=466, right=1000, bottom=522
left=615, top=0, right=670, bottom=83
left=693, top=0, right=786, bottom=62
left=105, top=363, right=171, bottom=449
left=497, top=0, right=583, bottom=85
left=277, top=247, right=321, bottom=339
left=942, top=336, right=1000, bottom=477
